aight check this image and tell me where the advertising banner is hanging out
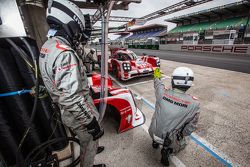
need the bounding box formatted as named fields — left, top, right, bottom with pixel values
left=159, top=44, right=250, bottom=55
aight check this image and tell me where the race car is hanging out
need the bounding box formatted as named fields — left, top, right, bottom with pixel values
left=88, top=73, right=145, bottom=133
left=108, top=48, right=160, bottom=81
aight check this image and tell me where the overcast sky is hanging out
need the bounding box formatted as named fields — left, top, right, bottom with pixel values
left=82, top=0, right=242, bottom=39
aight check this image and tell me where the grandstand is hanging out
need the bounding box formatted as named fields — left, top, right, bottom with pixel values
left=160, top=0, right=250, bottom=45
left=125, top=24, right=167, bottom=49
left=111, top=31, right=130, bottom=46
left=169, top=17, right=247, bottom=34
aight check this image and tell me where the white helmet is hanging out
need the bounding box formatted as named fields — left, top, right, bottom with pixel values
left=172, top=67, right=194, bottom=90
left=90, top=48, right=96, bottom=54
left=46, top=0, right=91, bottom=44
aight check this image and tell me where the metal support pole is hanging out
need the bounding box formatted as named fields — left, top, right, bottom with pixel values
left=243, top=11, right=250, bottom=44
left=99, top=1, right=115, bottom=123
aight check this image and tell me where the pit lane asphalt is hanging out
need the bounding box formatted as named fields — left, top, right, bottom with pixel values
left=130, top=49, right=250, bottom=74
left=95, top=59, right=250, bottom=167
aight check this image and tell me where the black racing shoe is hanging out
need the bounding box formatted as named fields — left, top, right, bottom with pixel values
left=152, top=141, right=159, bottom=149
left=161, top=148, right=171, bottom=166
left=161, top=156, right=170, bottom=166
left=97, top=146, right=105, bottom=154
left=93, top=164, right=106, bottom=167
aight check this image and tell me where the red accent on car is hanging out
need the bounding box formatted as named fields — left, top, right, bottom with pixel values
left=124, top=72, right=129, bottom=77
left=91, top=73, right=113, bottom=87
left=93, top=97, right=134, bottom=133
left=90, top=73, right=145, bottom=133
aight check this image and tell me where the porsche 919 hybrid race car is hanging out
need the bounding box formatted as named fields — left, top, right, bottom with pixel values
left=88, top=73, right=145, bottom=133
left=98, top=48, right=160, bottom=81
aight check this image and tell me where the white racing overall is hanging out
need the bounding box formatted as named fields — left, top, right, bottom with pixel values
left=149, top=78, right=200, bottom=153
left=39, top=36, right=99, bottom=167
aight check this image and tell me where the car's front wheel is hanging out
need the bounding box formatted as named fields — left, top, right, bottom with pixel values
left=112, top=64, right=117, bottom=74
left=112, top=64, right=121, bottom=80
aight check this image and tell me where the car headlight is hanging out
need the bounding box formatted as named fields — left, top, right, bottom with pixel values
left=123, top=63, right=131, bottom=71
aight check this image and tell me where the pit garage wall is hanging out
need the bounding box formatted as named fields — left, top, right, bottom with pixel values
left=159, top=44, right=250, bottom=55
left=20, top=5, right=49, bottom=48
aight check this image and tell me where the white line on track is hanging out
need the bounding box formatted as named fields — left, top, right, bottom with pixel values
left=190, top=133, right=239, bottom=167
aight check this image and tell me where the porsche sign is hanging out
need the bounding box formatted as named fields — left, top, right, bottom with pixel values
left=181, top=45, right=249, bottom=54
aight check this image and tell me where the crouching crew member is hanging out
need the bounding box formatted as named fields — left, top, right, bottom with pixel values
left=149, top=67, right=200, bottom=166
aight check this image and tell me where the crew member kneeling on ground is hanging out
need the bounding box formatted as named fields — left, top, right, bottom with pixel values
left=39, top=0, right=105, bottom=166
left=149, top=67, right=200, bottom=166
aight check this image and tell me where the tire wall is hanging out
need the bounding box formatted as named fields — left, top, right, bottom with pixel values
left=0, top=38, right=68, bottom=166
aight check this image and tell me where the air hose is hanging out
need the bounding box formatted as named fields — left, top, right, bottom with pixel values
left=23, top=137, right=80, bottom=167
left=20, top=37, right=39, bottom=126
left=13, top=38, right=40, bottom=167
left=23, top=104, right=80, bottom=167
left=5, top=39, right=35, bottom=71
left=0, top=90, right=32, bottom=97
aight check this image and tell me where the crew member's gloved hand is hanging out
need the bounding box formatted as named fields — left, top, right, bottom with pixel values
left=86, top=117, right=104, bottom=141
left=31, top=85, right=48, bottom=99
left=154, top=68, right=162, bottom=79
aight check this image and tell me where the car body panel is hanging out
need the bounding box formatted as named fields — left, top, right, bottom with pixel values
left=88, top=73, right=145, bottom=133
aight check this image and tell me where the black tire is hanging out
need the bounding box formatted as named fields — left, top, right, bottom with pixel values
left=115, top=67, right=120, bottom=79
left=112, top=63, right=121, bottom=80
left=0, top=153, right=7, bottom=167
left=112, top=64, right=117, bottom=75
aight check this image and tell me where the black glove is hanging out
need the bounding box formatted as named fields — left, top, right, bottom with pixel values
left=177, top=132, right=184, bottom=141
left=86, top=117, right=104, bottom=141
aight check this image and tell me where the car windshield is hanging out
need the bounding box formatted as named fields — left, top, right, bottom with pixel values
left=136, top=59, right=143, bottom=64
left=127, top=50, right=138, bottom=60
